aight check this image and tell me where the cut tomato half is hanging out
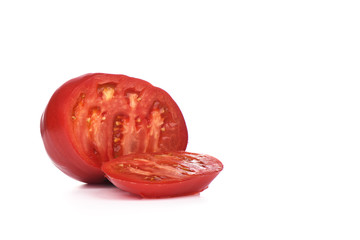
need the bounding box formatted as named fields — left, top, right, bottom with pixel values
left=102, top=152, right=223, bottom=198
left=41, top=73, right=188, bottom=183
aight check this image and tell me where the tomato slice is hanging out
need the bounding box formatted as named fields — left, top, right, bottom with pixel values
left=41, top=73, right=188, bottom=183
left=101, top=152, right=223, bottom=198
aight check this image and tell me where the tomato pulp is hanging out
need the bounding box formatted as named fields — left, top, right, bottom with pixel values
left=102, top=152, right=223, bottom=198
left=41, top=73, right=188, bottom=183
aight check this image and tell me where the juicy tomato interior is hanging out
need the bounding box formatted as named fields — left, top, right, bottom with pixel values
left=69, top=75, right=187, bottom=167
left=102, top=152, right=223, bottom=184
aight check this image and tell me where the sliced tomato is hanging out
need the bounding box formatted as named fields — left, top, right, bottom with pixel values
left=41, top=73, right=188, bottom=183
left=101, top=152, right=223, bottom=198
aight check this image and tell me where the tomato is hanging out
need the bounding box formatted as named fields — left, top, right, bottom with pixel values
left=101, top=152, right=223, bottom=198
left=41, top=73, right=188, bottom=183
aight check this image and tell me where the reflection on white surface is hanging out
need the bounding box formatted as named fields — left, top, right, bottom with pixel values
left=70, top=182, right=204, bottom=201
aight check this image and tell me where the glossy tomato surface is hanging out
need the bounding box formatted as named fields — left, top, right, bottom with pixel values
left=41, top=73, right=188, bottom=183
left=102, top=152, right=223, bottom=198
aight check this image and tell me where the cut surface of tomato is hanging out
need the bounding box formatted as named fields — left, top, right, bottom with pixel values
left=102, top=152, right=223, bottom=198
left=41, top=73, right=188, bottom=183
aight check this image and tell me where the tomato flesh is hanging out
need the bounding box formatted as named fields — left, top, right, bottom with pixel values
left=41, top=73, right=188, bottom=183
left=102, top=152, right=223, bottom=198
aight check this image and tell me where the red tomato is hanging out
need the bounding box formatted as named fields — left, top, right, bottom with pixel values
left=101, top=152, right=223, bottom=198
left=41, top=73, right=188, bottom=183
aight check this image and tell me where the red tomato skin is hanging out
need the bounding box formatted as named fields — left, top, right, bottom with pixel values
left=105, top=172, right=221, bottom=198
left=41, top=73, right=188, bottom=184
left=41, top=74, right=105, bottom=183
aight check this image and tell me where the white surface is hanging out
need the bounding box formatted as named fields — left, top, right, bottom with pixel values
left=1, top=1, right=360, bottom=239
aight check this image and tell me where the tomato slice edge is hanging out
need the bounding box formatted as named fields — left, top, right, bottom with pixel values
left=101, top=151, right=223, bottom=184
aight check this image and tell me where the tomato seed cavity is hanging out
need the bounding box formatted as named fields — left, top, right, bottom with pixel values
left=97, top=83, right=117, bottom=100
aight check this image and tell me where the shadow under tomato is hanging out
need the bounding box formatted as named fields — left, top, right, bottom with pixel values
left=74, top=182, right=142, bottom=200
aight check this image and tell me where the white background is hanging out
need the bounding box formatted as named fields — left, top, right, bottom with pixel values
left=1, top=0, right=359, bottom=239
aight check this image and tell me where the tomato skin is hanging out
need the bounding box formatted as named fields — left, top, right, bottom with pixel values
left=41, top=74, right=105, bottom=183
left=41, top=73, right=188, bottom=184
left=102, top=152, right=223, bottom=198
left=105, top=172, right=221, bottom=198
